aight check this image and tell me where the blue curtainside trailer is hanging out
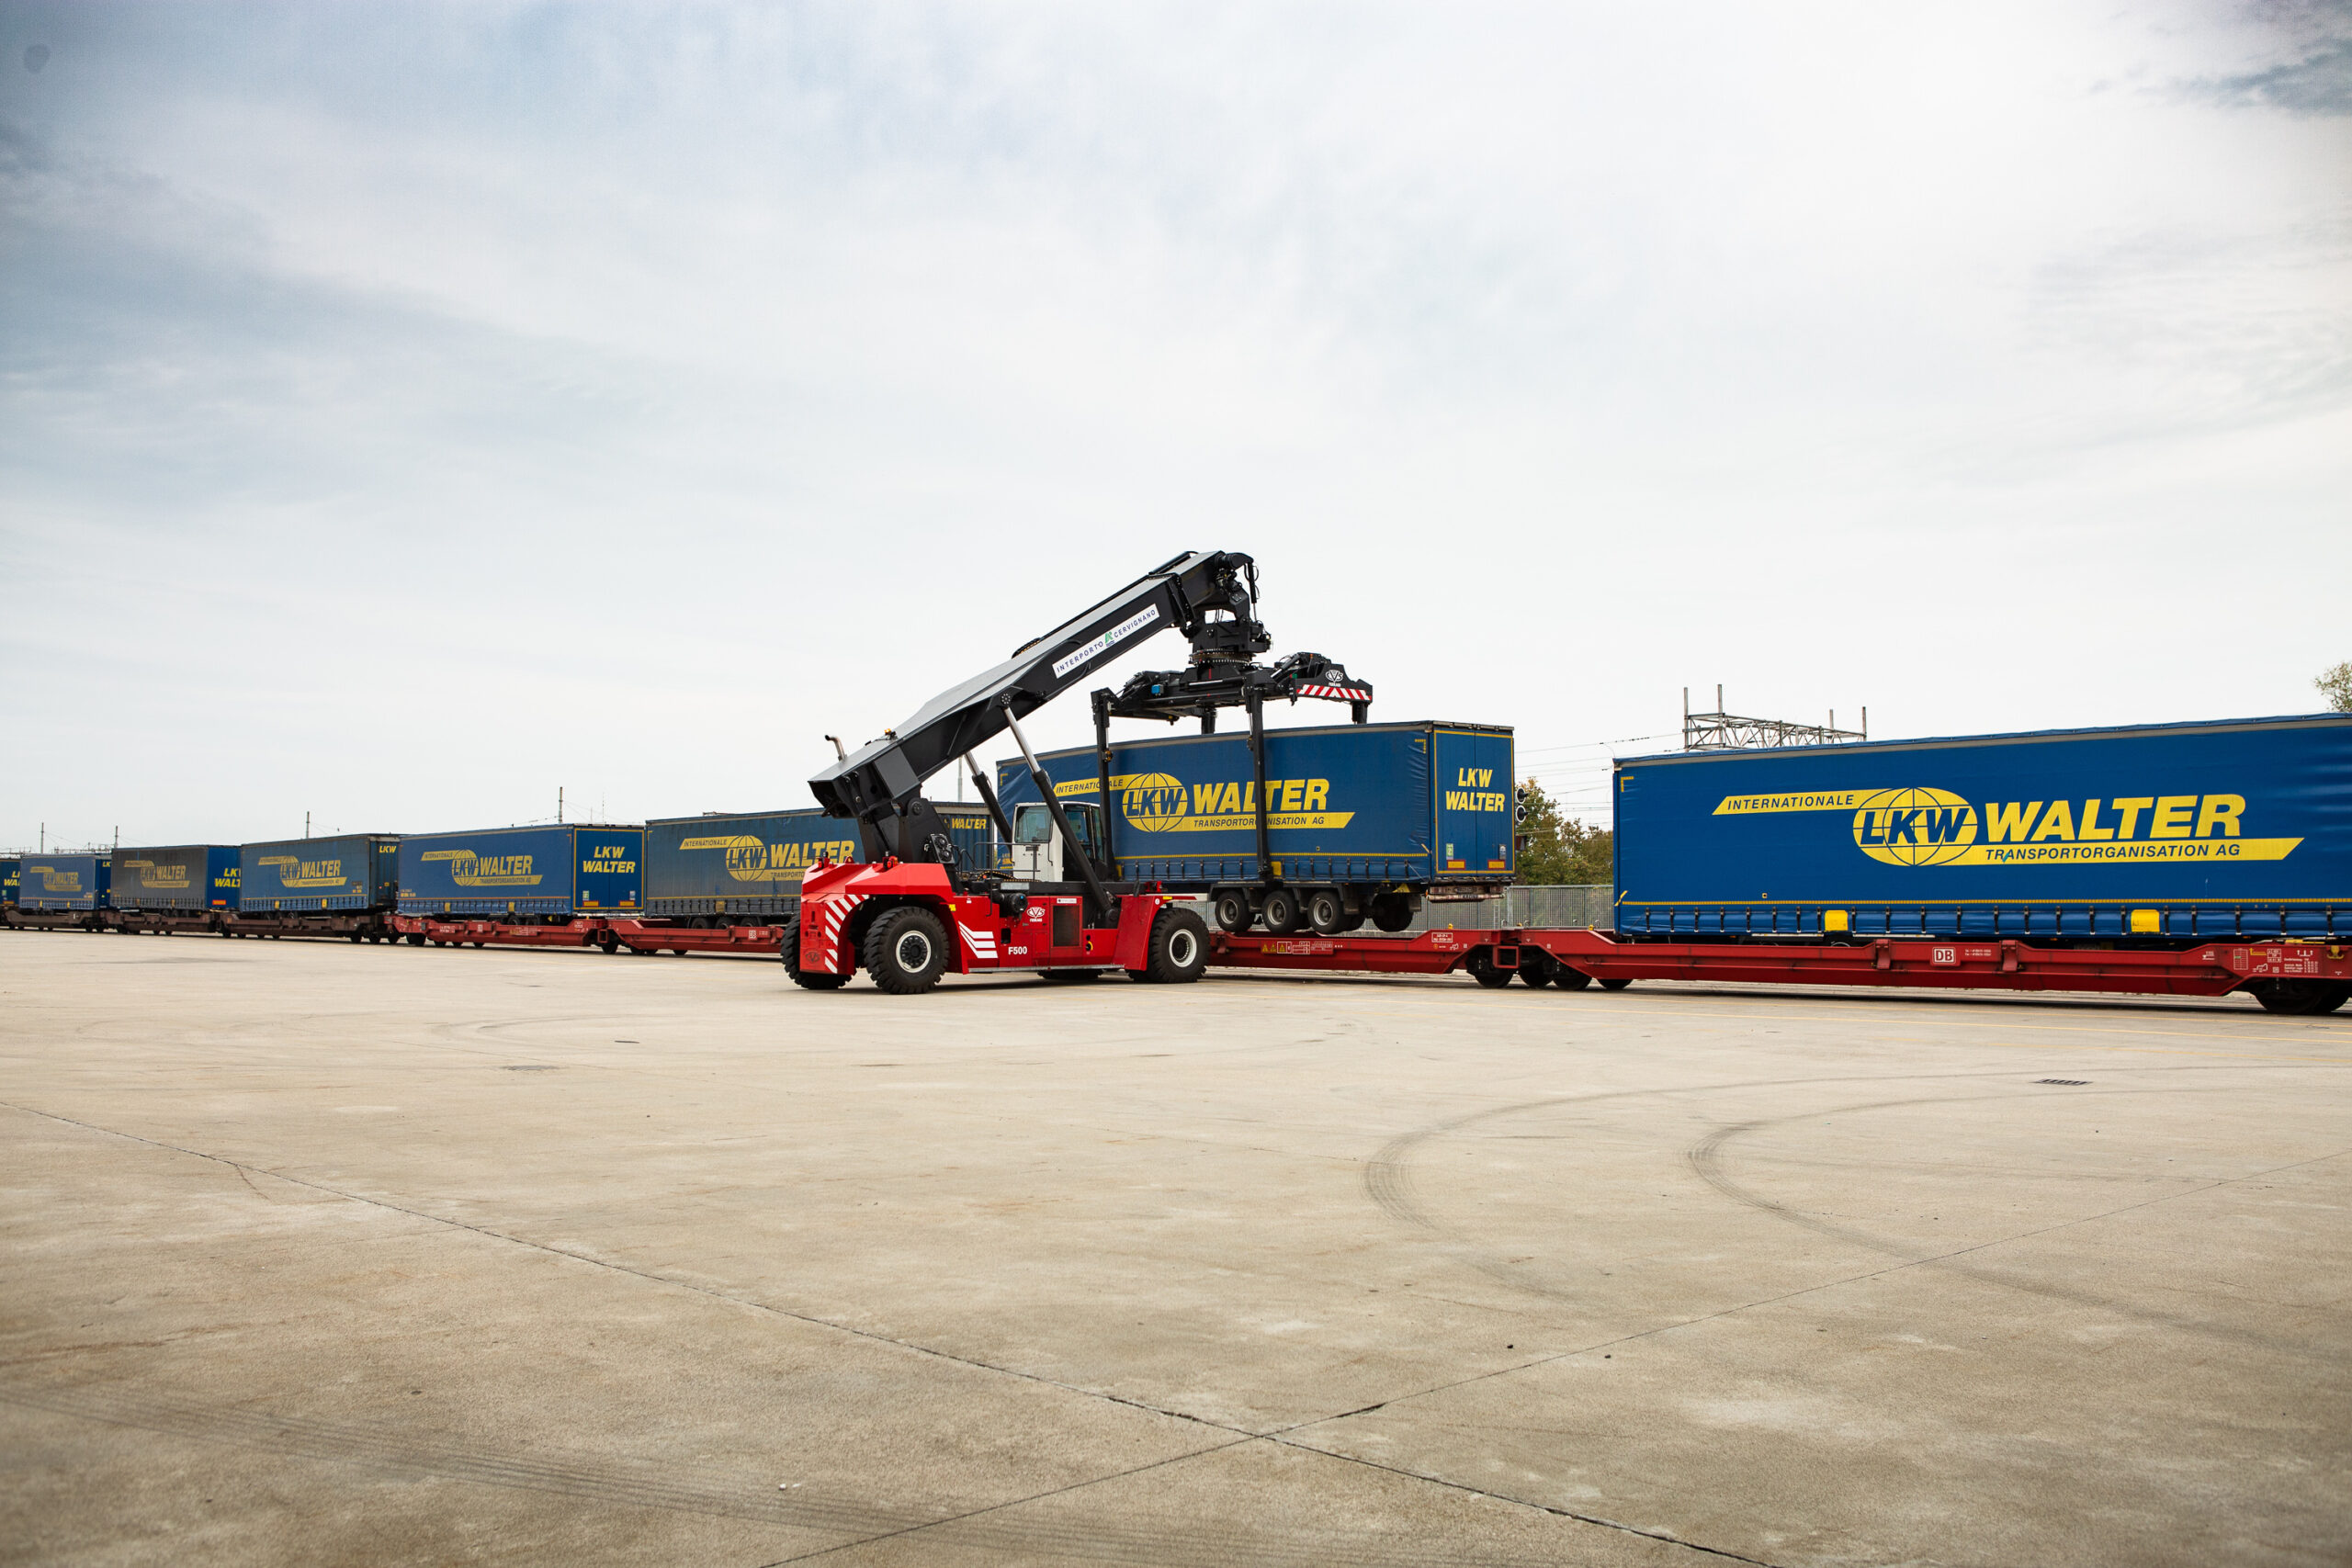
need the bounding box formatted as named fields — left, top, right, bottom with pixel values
left=18, top=854, right=110, bottom=911
left=1611, top=712, right=2352, bottom=942
left=240, top=834, right=400, bottom=913
left=997, top=720, right=1514, bottom=932
left=1, top=858, right=17, bottom=906
left=646, top=807, right=993, bottom=919
left=398, top=825, right=645, bottom=919
left=112, top=845, right=240, bottom=912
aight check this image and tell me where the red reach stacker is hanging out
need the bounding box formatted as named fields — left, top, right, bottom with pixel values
left=786, top=551, right=1373, bottom=994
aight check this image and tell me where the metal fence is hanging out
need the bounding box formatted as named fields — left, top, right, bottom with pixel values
left=1407, top=885, right=1613, bottom=932
left=1174, top=885, right=1613, bottom=932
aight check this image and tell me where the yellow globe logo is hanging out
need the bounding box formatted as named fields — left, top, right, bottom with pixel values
left=722, top=838, right=769, bottom=878
left=1119, top=773, right=1191, bottom=832
left=1852, top=787, right=1977, bottom=866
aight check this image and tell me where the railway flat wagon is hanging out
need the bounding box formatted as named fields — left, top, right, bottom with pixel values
left=239, top=834, right=400, bottom=914
left=398, top=825, right=644, bottom=919
left=1611, top=712, right=2352, bottom=942
left=112, top=845, right=240, bottom=913
left=996, top=719, right=1514, bottom=933
left=645, top=807, right=992, bottom=921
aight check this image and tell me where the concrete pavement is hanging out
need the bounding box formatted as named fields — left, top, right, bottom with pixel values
left=3, top=931, right=2346, bottom=1565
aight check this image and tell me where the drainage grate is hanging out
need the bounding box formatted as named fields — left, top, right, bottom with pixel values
left=2036, top=1078, right=2088, bottom=1086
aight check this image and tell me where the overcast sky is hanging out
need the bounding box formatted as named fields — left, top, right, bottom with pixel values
left=3, top=1, right=2346, bottom=849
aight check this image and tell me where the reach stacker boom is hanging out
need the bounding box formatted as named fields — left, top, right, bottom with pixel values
left=786, top=551, right=1372, bottom=994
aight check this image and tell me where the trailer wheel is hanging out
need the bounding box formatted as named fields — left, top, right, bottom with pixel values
left=1464, top=950, right=1513, bottom=988
left=1212, top=889, right=1253, bottom=933
left=865, top=908, right=949, bottom=995
left=1370, top=895, right=1413, bottom=932
left=1305, top=888, right=1349, bottom=936
left=1136, top=907, right=1209, bottom=984
left=2250, top=980, right=2349, bottom=1015
left=780, top=920, right=851, bottom=990
left=1551, top=966, right=1593, bottom=990
left=1597, top=976, right=1633, bottom=991
left=1261, top=887, right=1303, bottom=935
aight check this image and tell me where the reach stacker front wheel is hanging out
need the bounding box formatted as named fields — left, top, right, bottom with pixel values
left=865, top=908, right=950, bottom=995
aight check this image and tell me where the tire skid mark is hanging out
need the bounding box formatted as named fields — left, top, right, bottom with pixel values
left=1684, top=1093, right=2352, bottom=1354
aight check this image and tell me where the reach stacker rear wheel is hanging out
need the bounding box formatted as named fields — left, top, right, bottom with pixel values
left=779, top=922, right=850, bottom=991
left=1131, top=906, right=1209, bottom=984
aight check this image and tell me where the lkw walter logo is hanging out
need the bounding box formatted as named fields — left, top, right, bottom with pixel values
left=1711, top=784, right=2301, bottom=866
left=1849, top=788, right=1976, bottom=866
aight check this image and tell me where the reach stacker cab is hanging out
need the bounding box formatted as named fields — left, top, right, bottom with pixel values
left=783, top=549, right=1372, bottom=995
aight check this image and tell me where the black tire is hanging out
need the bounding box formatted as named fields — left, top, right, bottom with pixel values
left=864, top=907, right=950, bottom=995
left=1598, top=976, right=1633, bottom=991
left=1137, top=906, right=1209, bottom=984
left=1212, top=889, right=1254, bottom=934
left=2250, top=980, right=2348, bottom=1015
left=1305, top=888, right=1349, bottom=936
left=779, top=919, right=851, bottom=989
left=1371, top=895, right=1414, bottom=933
left=1551, top=965, right=1593, bottom=991
left=1261, top=887, right=1303, bottom=935
left=1464, top=949, right=1513, bottom=988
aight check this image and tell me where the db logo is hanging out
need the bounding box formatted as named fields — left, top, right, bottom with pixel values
left=1931, top=946, right=1959, bottom=966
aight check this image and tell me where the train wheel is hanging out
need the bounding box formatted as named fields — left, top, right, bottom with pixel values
left=1551, top=966, right=1593, bottom=991
left=1597, top=976, right=1633, bottom=991
left=1464, top=950, right=1512, bottom=988
left=1516, top=952, right=1553, bottom=987
left=2250, top=980, right=2349, bottom=1015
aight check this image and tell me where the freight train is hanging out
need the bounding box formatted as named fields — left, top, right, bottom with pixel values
left=5, top=711, right=2346, bottom=1013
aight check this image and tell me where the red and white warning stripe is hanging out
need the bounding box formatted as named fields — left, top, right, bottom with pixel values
left=808, top=890, right=867, bottom=966
left=1297, top=684, right=1371, bottom=703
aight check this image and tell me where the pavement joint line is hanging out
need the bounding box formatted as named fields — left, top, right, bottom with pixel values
left=1, top=1096, right=1792, bottom=1568
left=747, top=1438, right=1260, bottom=1567
left=1253, top=1433, right=1793, bottom=1568
left=1329, top=1131, right=2352, bottom=1426
left=0, top=1098, right=1256, bottom=1440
